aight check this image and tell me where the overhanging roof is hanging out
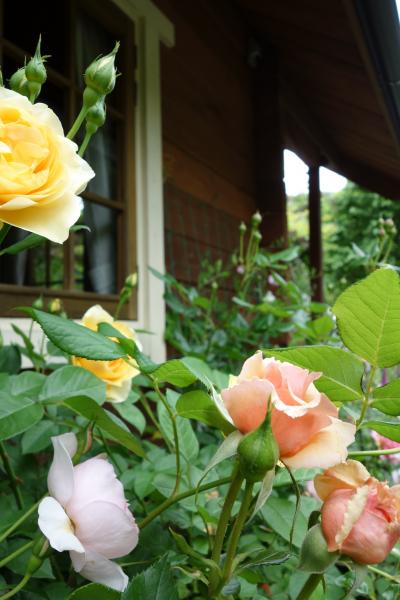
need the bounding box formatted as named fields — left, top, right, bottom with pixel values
left=237, top=0, right=400, bottom=199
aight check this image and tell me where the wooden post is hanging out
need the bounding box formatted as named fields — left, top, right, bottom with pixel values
left=308, top=165, right=323, bottom=302
left=253, top=46, right=287, bottom=247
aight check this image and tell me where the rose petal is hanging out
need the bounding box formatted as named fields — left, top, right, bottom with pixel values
left=73, top=500, right=139, bottom=558
left=282, top=418, right=356, bottom=469
left=71, top=549, right=128, bottom=592
left=81, top=305, right=114, bottom=330
left=106, top=378, right=133, bottom=404
left=238, top=351, right=266, bottom=380
left=222, top=379, right=275, bottom=433
left=67, top=457, right=127, bottom=515
left=48, top=434, right=75, bottom=506
left=314, top=459, right=371, bottom=501
left=38, top=497, right=84, bottom=553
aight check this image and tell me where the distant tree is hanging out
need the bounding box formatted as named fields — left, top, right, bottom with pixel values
left=324, top=182, right=400, bottom=301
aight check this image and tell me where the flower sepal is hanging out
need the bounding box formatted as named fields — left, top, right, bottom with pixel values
left=298, top=524, right=339, bottom=574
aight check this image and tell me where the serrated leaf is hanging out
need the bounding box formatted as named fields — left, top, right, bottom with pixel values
left=153, top=360, right=197, bottom=387
left=0, top=392, right=43, bottom=440
left=63, top=396, right=145, bottom=457
left=68, top=583, right=120, bottom=599
left=264, top=346, right=364, bottom=403
left=198, top=431, right=243, bottom=487
left=19, top=308, right=125, bottom=360
left=371, top=380, right=400, bottom=415
left=362, top=420, right=400, bottom=442
left=122, top=554, right=178, bottom=600
left=332, top=268, right=400, bottom=367
left=21, top=419, right=56, bottom=453
left=176, top=390, right=235, bottom=434
left=39, top=366, right=106, bottom=405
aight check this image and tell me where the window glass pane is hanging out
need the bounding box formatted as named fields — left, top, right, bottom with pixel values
left=79, top=117, right=120, bottom=200
left=0, top=230, right=64, bottom=288
left=75, top=9, right=122, bottom=110
left=3, top=0, right=69, bottom=72
left=74, top=205, right=119, bottom=294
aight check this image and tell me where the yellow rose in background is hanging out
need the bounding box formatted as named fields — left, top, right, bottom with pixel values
left=72, top=305, right=139, bottom=404
left=0, top=88, right=94, bottom=243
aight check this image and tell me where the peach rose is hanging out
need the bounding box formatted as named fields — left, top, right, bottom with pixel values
left=0, top=88, right=94, bottom=242
left=221, top=351, right=355, bottom=469
left=72, top=305, right=139, bottom=403
left=372, top=431, right=400, bottom=464
left=315, top=460, right=400, bottom=564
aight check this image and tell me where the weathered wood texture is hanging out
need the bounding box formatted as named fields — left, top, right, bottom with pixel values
left=155, top=0, right=260, bottom=284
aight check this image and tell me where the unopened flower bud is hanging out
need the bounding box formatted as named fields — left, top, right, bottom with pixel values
left=85, top=99, right=106, bottom=136
left=251, top=211, right=262, bottom=227
left=9, top=67, right=30, bottom=98
left=298, top=524, right=339, bottom=573
left=378, top=217, right=385, bottom=226
left=236, top=265, right=245, bottom=275
left=239, top=222, right=247, bottom=234
left=25, top=37, right=47, bottom=102
left=237, top=399, right=279, bottom=482
left=48, top=298, right=62, bottom=314
left=386, top=218, right=394, bottom=227
left=32, top=296, right=44, bottom=310
left=83, top=42, right=120, bottom=107
left=378, top=228, right=386, bottom=237
left=253, top=231, right=262, bottom=242
left=125, top=273, right=137, bottom=289
left=211, top=281, right=218, bottom=291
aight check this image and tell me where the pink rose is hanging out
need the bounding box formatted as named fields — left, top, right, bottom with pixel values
left=221, top=351, right=355, bottom=469
left=372, top=431, right=400, bottom=464
left=315, top=460, right=400, bottom=564
left=38, top=433, right=139, bottom=591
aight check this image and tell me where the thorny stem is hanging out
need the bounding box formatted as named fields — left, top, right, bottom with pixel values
left=349, top=447, right=400, bottom=458
left=0, top=500, right=41, bottom=544
left=0, top=574, right=32, bottom=599
left=357, top=366, right=376, bottom=428
left=138, top=476, right=232, bottom=529
left=67, top=106, right=87, bottom=140
left=152, top=378, right=181, bottom=497
left=0, top=540, right=34, bottom=568
left=367, top=565, right=400, bottom=583
left=0, top=442, right=24, bottom=509
left=219, top=480, right=254, bottom=590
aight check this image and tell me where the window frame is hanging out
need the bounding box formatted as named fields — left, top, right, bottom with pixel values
left=0, top=0, right=173, bottom=361
left=0, top=0, right=137, bottom=319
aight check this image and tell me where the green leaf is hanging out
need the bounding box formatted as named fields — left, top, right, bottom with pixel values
left=153, top=360, right=197, bottom=387
left=264, top=346, right=364, bottom=403
left=362, top=420, right=400, bottom=442
left=115, top=402, right=146, bottom=434
left=39, top=366, right=106, bottom=405
left=8, top=371, right=45, bottom=398
left=332, top=268, right=400, bottom=367
left=371, top=380, right=400, bottom=415
left=122, top=554, right=178, bottom=600
left=0, top=225, right=90, bottom=257
left=237, top=549, right=290, bottom=572
left=261, top=496, right=319, bottom=549
left=68, top=583, right=120, bottom=599
left=157, top=391, right=199, bottom=462
left=63, top=396, right=145, bottom=457
left=19, top=308, right=125, bottom=360
left=21, top=419, right=56, bottom=453
left=176, top=390, right=235, bottom=434
left=0, top=345, right=21, bottom=374
left=0, top=392, right=43, bottom=440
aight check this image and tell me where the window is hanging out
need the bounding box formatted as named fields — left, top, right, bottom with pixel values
left=0, top=0, right=137, bottom=318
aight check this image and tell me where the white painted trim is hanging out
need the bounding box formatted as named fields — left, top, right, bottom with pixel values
left=0, top=0, right=174, bottom=364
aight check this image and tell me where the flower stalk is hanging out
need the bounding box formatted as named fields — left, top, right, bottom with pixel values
left=0, top=441, right=24, bottom=509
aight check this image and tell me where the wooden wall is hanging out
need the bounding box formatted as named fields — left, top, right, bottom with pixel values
left=154, top=0, right=258, bottom=285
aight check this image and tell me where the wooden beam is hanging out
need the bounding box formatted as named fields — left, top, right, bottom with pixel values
left=253, top=46, right=287, bottom=246
left=308, top=165, right=323, bottom=302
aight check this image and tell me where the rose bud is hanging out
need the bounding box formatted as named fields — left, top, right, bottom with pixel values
left=298, top=523, right=339, bottom=573
left=314, top=460, right=400, bottom=564
left=237, top=399, right=279, bottom=482
left=25, top=37, right=47, bottom=102
left=38, top=433, right=139, bottom=591
left=83, top=42, right=120, bottom=108
left=9, top=67, right=30, bottom=98
left=221, top=352, right=355, bottom=469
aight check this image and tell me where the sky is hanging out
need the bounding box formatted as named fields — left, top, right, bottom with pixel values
left=283, top=150, right=347, bottom=196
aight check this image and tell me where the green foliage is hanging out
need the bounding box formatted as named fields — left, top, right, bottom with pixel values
left=123, top=555, right=178, bottom=600
left=333, top=268, right=400, bottom=367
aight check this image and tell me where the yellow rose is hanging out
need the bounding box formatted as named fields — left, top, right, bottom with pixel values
left=0, top=88, right=94, bottom=243
left=72, top=305, right=139, bottom=403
